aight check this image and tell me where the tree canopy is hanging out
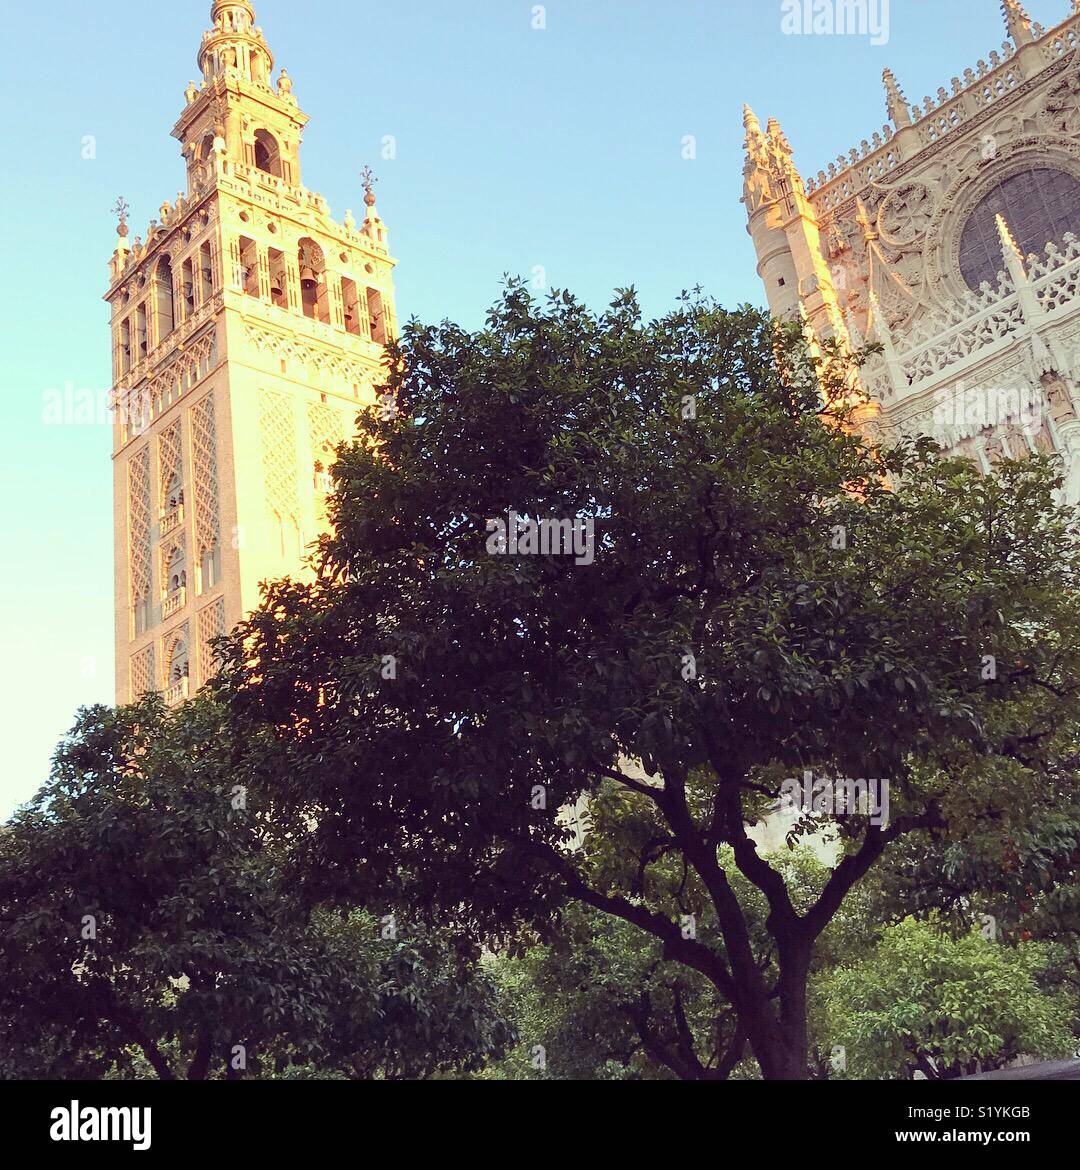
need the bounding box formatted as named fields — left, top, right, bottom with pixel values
left=0, top=697, right=510, bottom=1080
left=218, top=282, right=1080, bottom=1079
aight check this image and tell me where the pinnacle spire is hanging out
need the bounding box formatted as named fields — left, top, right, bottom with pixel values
left=743, top=104, right=761, bottom=135
left=1002, top=0, right=1034, bottom=46
left=995, top=212, right=1025, bottom=269
left=882, top=68, right=911, bottom=128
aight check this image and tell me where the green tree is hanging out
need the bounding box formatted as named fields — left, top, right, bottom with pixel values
left=0, top=697, right=510, bottom=1080
left=820, top=917, right=1075, bottom=1079
left=220, top=283, right=1080, bottom=1080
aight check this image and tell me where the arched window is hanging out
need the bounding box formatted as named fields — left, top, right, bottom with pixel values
left=268, top=247, right=288, bottom=309
left=165, top=472, right=184, bottom=512
left=959, top=168, right=1080, bottom=291
left=168, top=633, right=190, bottom=682
left=167, top=545, right=187, bottom=594
left=181, top=257, right=196, bottom=317
left=253, top=129, right=282, bottom=177
left=298, top=238, right=330, bottom=324
left=341, top=277, right=362, bottom=336
left=199, top=544, right=220, bottom=593
left=200, top=242, right=215, bottom=301
left=239, top=236, right=259, bottom=297
left=154, top=255, right=175, bottom=342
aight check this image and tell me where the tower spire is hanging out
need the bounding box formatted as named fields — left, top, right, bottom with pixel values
left=199, top=0, right=274, bottom=86
left=1002, top=0, right=1034, bottom=46
left=882, top=68, right=911, bottom=128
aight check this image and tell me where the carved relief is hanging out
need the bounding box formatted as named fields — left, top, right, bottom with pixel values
left=879, top=183, right=935, bottom=246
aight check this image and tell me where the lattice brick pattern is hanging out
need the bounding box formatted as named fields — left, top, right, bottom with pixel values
left=190, top=393, right=221, bottom=559
left=159, top=420, right=182, bottom=500
left=128, top=446, right=152, bottom=605
left=130, top=644, right=156, bottom=701
left=260, top=390, right=300, bottom=521
left=197, top=598, right=227, bottom=682
left=307, top=400, right=345, bottom=462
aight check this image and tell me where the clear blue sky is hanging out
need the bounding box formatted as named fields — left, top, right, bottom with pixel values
left=0, top=0, right=1068, bottom=817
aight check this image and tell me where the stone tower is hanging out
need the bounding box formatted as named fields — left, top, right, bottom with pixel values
left=743, top=1, right=1080, bottom=499
left=107, top=0, right=397, bottom=704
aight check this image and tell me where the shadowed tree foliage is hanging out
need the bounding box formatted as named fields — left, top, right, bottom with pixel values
left=0, top=697, right=511, bottom=1080
left=219, top=282, right=1080, bottom=1079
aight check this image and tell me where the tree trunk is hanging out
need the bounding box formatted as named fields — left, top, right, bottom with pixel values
left=735, top=938, right=811, bottom=1080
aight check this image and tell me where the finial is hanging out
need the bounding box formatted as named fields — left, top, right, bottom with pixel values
left=743, top=104, right=762, bottom=134
left=361, top=165, right=378, bottom=207
left=995, top=212, right=1023, bottom=263
left=344, top=208, right=357, bottom=231
left=1002, top=0, right=1034, bottom=46
left=277, top=67, right=293, bottom=96
left=882, top=68, right=911, bottom=127
left=185, top=79, right=199, bottom=104
left=112, top=196, right=130, bottom=238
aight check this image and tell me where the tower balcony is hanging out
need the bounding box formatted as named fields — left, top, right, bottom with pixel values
left=159, top=503, right=184, bottom=538
left=162, top=586, right=187, bottom=620
left=163, top=676, right=190, bottom=707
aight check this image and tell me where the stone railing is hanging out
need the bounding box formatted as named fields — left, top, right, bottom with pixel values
left=162, top=587, right=187, bottom=621
left=164, top=676, right=190, bottom=707
left=806, top=13, right=1080, bottom=213
left=159, top=504, right=184, bottom=538
left=866, top=232, right=1080, bottom=397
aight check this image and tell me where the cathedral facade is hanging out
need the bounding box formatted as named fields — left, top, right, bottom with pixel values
left=744, top=1, right=1080, bottom=497
left=107, top=1, right=397, bottom=704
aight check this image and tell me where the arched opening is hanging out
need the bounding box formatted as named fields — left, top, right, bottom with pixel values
left=167, top=545, right=188, bottom=595
left=167, top=633, right=190, bottom=688
left=298, top=238, right=330, bottom=324
left=120, top=318, right=132, bottom=374
left=200, top=242, right=215, bottom=301
left=153, top=255, right=175, bottom=342
left=164, top=472, right=184, bottom=513
left=136, top=302, right=148, bottom=360
left=253, top=129, right=282, bottom=177
left=239, top=235, right=260, bottom=298
left=199, top=543, right=220, bottom=594
left=366, top=287, right=387, bottom=344
left=341, top=277, right=362, bottom=336
left=181, top=257, right=196, bottom=317
left=268, top=247, right=288, bottom=309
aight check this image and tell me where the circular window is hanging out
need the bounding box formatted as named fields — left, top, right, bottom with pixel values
left=959, top=167, right=1080, bottom=290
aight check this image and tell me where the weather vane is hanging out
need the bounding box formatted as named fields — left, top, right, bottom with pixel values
left=112, top=197, right=130, bottom=237
left=361, top=165, right=377, bottom=206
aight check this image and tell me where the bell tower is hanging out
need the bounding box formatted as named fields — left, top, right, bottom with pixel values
left=107, top=1, right=398, bottom=704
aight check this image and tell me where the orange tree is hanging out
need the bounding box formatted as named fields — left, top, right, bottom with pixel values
left=219, top=283, right=1080, bottom=1080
